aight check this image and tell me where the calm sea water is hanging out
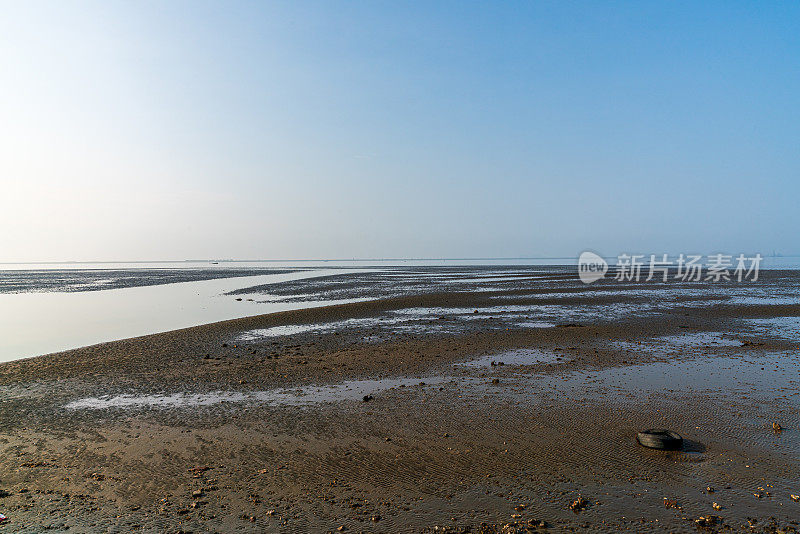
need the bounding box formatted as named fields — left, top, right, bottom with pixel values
left=0, top=266, right=374, bottom=362
left=1, top=259, right=798, bottom=363
left=0, top=260, right=554, bottom=362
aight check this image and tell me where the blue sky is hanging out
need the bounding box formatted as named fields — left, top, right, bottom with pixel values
left=1, top=1, right=798, bottom=260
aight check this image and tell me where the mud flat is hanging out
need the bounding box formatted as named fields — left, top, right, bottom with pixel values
left=0, top=268, right=799, bottom=532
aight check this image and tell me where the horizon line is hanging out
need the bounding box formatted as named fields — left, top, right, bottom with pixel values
left=1, top=253, right=797, bottom=265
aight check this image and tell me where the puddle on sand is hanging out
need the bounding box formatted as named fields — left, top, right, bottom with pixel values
left=729, top=295, right=799, bottom=306
left=392, top=306, right=566, bottom=327
left=236, top=315, right=446, bottom=341
left=64, top=345, right=800, bottom=413
left=614, top=332, right=743, bottom=353
left=658, top=332, right=743, bottom=347
left=236, top=306, right=559, bottom=343
left=746, top=316, right=800, bottom=342
left=515, top=321, right=557, bottom=329
left=237, top=316, right=408, bottom=340
left=65, top=376, right=455, bottom=410
left=456, top=348, right=565, bottom=368
left=538, top=353, right=800, bottom=405
left=237, top=323, right=323, bottom=339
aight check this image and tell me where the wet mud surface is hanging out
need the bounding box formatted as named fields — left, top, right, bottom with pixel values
left=0, top=267, right=304, bottom=294
left=0, top=267, right=799, bottom=532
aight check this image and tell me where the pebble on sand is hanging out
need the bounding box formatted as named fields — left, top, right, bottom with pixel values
left=695, top=515, right=721, bottom=528
left=569, top=497, right=588, bottom=513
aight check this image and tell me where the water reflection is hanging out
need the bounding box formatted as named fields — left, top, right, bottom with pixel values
left=65, top=376, right=453, bottom=410
left=0, top=269, right=367, bottom=362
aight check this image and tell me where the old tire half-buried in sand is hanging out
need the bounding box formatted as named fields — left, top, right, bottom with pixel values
left=637, top=429, right=683, bottom=450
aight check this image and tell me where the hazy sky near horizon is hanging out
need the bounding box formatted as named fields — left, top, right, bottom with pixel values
left=1, top=1, right=798, bottom=261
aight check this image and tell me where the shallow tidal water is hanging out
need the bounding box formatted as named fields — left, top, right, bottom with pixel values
left=2, top=262, right=799, bottom=366
left=0, top=269, right=368, bottom=362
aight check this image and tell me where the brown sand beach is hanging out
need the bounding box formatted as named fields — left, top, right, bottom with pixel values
left=5, top=1, right=799, bottom=531
left=0, top=268, right=799, bottom=533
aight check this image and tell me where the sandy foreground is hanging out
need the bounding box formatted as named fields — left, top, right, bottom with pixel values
left=0, top=272, right=799, bottom=533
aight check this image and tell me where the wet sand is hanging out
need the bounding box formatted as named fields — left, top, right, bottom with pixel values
left=1, top=269, right=799, bottom=532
